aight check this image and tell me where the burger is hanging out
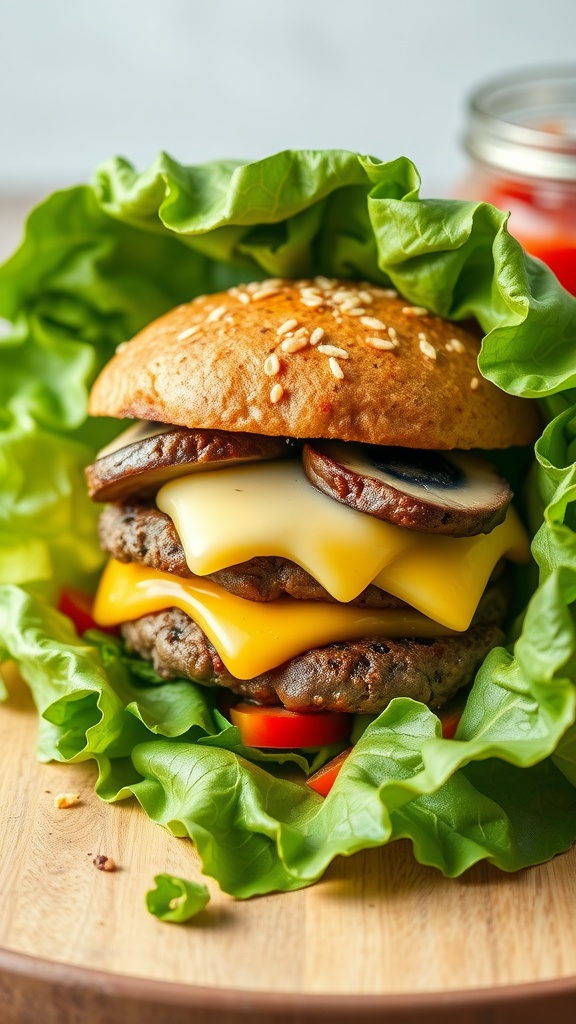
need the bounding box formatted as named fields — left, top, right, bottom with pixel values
left=85, top=277, right=540, bottom=751
left=2, top=146, right=575, bottom=897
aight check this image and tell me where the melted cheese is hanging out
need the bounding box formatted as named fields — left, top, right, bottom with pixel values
left=156, top=460, right=530, bottom=632
left=93, top=559, right=456, bottom=679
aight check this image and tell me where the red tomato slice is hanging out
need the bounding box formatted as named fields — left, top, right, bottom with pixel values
left=307, top=746, right=353, bottom=796
left=438, top=707, right=462, bottom=739
left=58, top=588, right=118, bottom=636
left=229, top=703, right=352, bottom=749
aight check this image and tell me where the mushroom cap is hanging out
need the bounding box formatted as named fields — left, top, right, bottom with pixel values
left=88, top=279, right=541, bottom=450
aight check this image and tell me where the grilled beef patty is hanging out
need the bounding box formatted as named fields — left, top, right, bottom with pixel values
left=121, top=605, right=505, bottom=713
left=98, top=502, right=408, bottom=608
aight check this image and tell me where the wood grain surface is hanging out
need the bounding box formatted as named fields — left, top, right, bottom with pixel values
left=1, top=661, right=576, bottom=1011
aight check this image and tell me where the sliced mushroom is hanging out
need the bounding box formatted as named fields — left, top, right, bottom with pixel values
left=95, top=421, right=174, bottom=461
left=302, top=441, right=512, bottom=536
left=86, top=424, right=293, bottom=502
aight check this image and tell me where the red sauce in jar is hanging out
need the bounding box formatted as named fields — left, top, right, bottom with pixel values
left=485, top=179, right=576, bottom=293
left=458, top=69, right=576, bottom=295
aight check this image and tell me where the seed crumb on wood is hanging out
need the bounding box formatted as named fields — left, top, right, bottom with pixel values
left=93, top=855, right=117, bottom=872
left=54, top=792, right=81, bottom=809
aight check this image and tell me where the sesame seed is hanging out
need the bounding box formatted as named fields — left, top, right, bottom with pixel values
left=310, top=327, right=325, bottom=345
left=224, top=315, right=235, bottom=324
left=277, top=318, right=298, bottom=336
left=419, top=339, right=437, bottom=360
left=332, top=290, right=359, bottom=305
left=318, top=344, right=349, bottom=359
left=364, top=337, right=397, bottom=350
left=270, top=383, right=284, bottom=403
left=358, top=290, right=374, bottom=304
left=470, top=376, right=480, bottom=390
left=281, top=335, right=308, bottom=353
left=328, top=357, right=344, bottom=379
left=252, top=288, right=280, bottom=301
left=263, top=353, right=281, bottom=376
left=341, top=303, right=366, bottom=315
left=237, top=291, right=251, bottom=305
left=418, top=331, right=428, bottom=343
left=300, top=287, right=321, bottom=298
left=176, top=325, right=201, bottom=341
left=387, top=327, right=398, bottom=341
left=314, top=276, right=336, bottom=290
left=372, top=287, right=398, bottom=298
left=206, top=305, right=226, bottom=323
left=300, top=295, right=324, bottom=308
left=403, top=305, right=429, bottom=317
left=360, top=316, right=387, bottom=330
left=449, top=338, right=465, bottom=353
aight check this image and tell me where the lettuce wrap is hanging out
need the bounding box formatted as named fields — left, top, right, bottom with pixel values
left=1, top=149, right=576, bottom=897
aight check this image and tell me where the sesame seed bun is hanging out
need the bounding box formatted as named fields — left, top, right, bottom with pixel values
left=88, top=280, right=541, bottom=449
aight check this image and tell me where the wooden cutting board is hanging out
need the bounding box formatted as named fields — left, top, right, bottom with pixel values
left=1, top=661, right=576, bottom=1024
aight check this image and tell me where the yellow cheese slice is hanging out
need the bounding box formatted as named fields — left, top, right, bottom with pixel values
left=157, top=460, right=530, bottom=632
left=157, top=460, right=414, bottom=605
left=372, top=511, right=527, bottom=630
left=93, top=559, right=457, bottom=679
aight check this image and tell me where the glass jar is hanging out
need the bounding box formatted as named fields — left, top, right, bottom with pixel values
left=458, top=66, right=576, bottom=294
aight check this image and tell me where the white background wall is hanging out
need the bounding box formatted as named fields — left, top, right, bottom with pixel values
left=0, top=0, right=575, bottom=200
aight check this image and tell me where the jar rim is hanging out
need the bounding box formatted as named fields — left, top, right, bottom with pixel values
left=465, top=65, right=576, bottom=181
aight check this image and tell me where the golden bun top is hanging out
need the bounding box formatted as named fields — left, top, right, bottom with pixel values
left=88, top=278, right=541, bottom=449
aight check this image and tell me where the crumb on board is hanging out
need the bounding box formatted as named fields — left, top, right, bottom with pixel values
left=53, top=792, right=81, bottom=809
left=93, top=855, right=117, bottom=872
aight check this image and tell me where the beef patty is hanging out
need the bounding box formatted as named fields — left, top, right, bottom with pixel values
left=121, top=604, right=505, bottom=713
left=99, top=502, right=409, bottom=608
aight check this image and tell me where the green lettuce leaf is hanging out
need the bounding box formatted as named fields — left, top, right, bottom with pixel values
left=1, top=148, right=576, bottom=895
left=146, top=874, right=210, bottom=923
